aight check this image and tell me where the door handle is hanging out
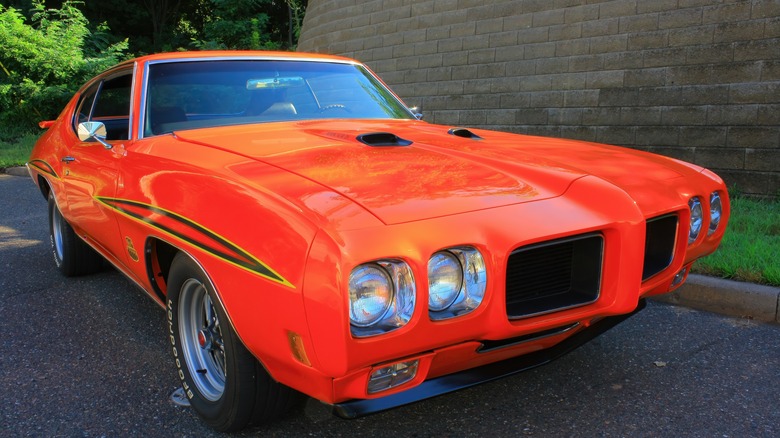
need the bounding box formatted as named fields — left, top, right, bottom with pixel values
left=61, top=156, right=76, bottom=163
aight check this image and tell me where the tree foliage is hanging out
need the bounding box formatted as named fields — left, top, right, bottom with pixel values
left=35, top=0, right=307, bottom=53
left=0, top=0, right=128, bottom=140
left=181, top=0, right=306, bottom=51
left=0, top=0, right=307, bottom=140
left=140, top=0, right=182, bottom=50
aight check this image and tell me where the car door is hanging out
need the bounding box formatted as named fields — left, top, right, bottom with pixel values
left=60, top=70, right=133, bottom=266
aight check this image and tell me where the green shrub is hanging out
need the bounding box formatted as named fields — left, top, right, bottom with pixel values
left=0, top=0, right=128, bottom=141
left=192, top=0, right=281, bottom=50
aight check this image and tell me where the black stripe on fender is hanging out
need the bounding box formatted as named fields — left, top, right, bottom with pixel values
left=96, top=197, right=294, bottom=288
left=28, top=160, right=59, bottom=179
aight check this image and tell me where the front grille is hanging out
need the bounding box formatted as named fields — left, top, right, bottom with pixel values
left=506, top=234, right=603, bottom=319
left=642, top=214, right=678, bottom=281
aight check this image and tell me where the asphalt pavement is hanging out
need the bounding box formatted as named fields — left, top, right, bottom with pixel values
left=1, top=170, right=779, bottom=437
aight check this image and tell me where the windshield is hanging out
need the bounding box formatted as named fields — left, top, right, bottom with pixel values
left=144, top=60, right=414, bottom=136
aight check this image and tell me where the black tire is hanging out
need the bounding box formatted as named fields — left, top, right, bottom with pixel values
left=166, top=252, right=298, bottom=432
left=48, top=192, right=104, bottom=277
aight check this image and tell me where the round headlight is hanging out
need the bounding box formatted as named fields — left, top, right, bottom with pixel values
left=689, top=197, right=703, bottom=244
left=708, top=191, right=722, bottom=235
left=349, top=265, right=393, bottom=327
left=428, top=252, right=463, bottom=311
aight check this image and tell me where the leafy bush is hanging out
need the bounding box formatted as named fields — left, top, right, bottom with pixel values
left=192, top=0, right=281, bottom=50
left=0, top=0, right=128, bottom=141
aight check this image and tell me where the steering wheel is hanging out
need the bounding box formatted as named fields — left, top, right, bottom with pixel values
left=320, top=104, right=351, bottom=113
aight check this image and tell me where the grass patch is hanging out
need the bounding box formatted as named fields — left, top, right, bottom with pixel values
left=693, top=195, right=780, bottom=287
left=0, top=133, right=39, bottom=169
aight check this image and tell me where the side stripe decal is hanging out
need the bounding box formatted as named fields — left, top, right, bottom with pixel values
left=96, top=197, right=294, bottom=288
left=28, top=160, right=59, bottom=179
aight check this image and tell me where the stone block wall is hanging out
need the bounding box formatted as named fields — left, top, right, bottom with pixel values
left=298, top=0, right=780, bottom=198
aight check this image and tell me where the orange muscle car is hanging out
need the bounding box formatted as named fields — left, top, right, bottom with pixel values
left=27, top=51, right=728, bottom=431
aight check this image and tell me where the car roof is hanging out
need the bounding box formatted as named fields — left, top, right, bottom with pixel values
left=115, top=50, right=360, bottom=69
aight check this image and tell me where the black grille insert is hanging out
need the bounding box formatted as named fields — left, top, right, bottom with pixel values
left=506, top=234, right=603, bottom=319
left=642, top=214, right=678, bottom=281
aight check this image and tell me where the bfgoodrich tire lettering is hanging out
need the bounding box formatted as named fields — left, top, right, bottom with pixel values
left=47, top=192, right=104, bottom=276
left=166, top=252, right=298, bottom=432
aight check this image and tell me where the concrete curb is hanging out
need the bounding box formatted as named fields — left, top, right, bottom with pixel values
left=653, top=274, right=780, bottom=324
left=3, top=165, right=778, bottom=324
left=2, top=166, right=29, bottom=177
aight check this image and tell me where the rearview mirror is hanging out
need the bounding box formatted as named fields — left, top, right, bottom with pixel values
left=247, top=76, right=305, bottom=90
left=77, top=121, right=112, bottom=149
left=409, top=106, right=423, bottom=120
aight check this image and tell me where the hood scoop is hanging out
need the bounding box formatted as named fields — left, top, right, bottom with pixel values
left=448, top=127, right=483, bottom=140
left=357, top=132, right=413, bottom=147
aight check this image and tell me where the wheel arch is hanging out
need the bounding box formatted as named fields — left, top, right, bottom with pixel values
left=145, top=238, right=280, bottom=375
left=37, top=175, right=52, bottom=200
left=164, top=246, right=300, bottom=428
left=147, top=238, right=240, bottom=344
left=144, top=236, right=179, bottom=301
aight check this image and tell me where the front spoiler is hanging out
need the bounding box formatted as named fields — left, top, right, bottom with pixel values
left=332, top=299, right=647, bottom=419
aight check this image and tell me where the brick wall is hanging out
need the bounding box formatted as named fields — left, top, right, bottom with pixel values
left=298, top=0, right=780, bottom=198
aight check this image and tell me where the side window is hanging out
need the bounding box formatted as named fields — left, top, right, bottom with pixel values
left=74, top=71, right=133, bottom=141
left=72, top=83, right=99, bottom=133
left=92, top=73, right=132, bottom=140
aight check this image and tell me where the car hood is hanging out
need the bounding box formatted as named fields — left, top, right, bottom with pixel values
left=174, top=120, right=687, bottom=225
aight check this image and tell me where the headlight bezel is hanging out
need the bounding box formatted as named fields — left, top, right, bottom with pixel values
left=428, top=246, right=487, bottom=321
left=708, top=191, right=722, bottom=236
left=427, top=251, right=464, bottom=312
left=349, top=259, right=415, bottom=338
left=688, top=196, right=703, bottom=244
left=348, top=264, right=394, bottom=328
left=348, top=246, right=488, bottom=336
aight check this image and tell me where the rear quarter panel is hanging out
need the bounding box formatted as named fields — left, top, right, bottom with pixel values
left=28, top=94, right=82, bottom=207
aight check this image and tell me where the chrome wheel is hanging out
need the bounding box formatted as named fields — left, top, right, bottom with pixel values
left=47, top=192, right=103, bottom=277
left=51, top=203, right=65, bottom=262
left=167, top=252, right=300, bottom=431
left=178, top=278, right=226, bottom=402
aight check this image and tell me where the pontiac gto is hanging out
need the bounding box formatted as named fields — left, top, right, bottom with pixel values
left=27, top=51, right=728, bottom=431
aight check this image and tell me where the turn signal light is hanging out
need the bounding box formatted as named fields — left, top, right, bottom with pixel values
left=670, top=267, right=689, bottom=289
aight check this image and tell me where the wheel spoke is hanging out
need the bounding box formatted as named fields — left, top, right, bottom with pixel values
left=203, top=293, right=215, bottom=326
left=179, top=278, right=226, bottom=402
left=215, top=355, right=225, bottom=372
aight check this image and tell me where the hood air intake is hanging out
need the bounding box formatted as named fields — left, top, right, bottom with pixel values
left=448, top=128, right=483, bottom=140
left=357, top=132, right=413, bottom=147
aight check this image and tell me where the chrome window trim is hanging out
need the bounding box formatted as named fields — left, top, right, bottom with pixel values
left=137, top=61, right=149, bottom=140
left=72, top=67, right=135, bottom=141
left=129, top=61, right=138, bottom=140
left=137, top=56, right=414, bottom=140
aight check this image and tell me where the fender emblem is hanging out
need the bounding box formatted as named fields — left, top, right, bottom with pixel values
left=126, top=237, right=140, bottom=262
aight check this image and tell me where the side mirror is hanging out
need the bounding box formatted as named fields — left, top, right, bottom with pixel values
left=77, top=121, right=112, bottom=149
left=409, top=106, right=423, bottom=120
